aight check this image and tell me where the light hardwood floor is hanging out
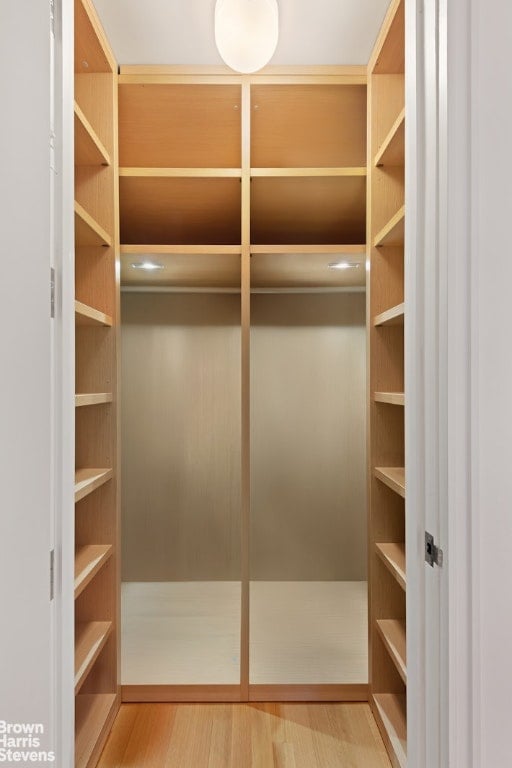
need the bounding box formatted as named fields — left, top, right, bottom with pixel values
left=97, top=702, right=391, bottom=768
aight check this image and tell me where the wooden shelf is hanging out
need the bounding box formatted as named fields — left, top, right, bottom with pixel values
left=74, top=468, right=113, bottom=503
left=75, top=544, right=113, bottom=599
left=374, top=467, right=405, bottom=498
left=376, top=543, right=406, bottom=590
left=75, top=201, right=112, bottom=247
left=375, top=108, right=405, bottom=167
left=373, top=693, right=407, bottom=768
left=376, top=619, right=407, bottom=684
left=75, top=300, right=113, bottom=327
left=119, top=177, right=241, bottom=245
left=119, top=167, right=242, bottom=178
left=75, top=693, right=117, bottom=768
left=370, top=0, right=405, bottom=75
left=373, top=303, right=404, bottom=327
left=75, top=393, right=113, bottom=407
left=75, top=621, right=112, bottom=694
left=373, top=392, right=405, bottom=406
left=374, top=206, right=405, bottom=248
left=74, top=102, right=111, bottom=166
left=250, top=167, right=367, bottom=178
left=251, top=176, right=366, bottom=245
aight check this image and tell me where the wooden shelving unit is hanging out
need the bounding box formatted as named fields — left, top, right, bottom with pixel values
left=373, top=302, right=404, bottom=327
left=373, top=392, right=405, bottom=406
left=374, top=467, right=405, bottom=498
left=76, top=393, right=113, bottom=407
left=117, top=65, right=368, bottom=705
left=117, top=70, right=368, bottom=285
left=75, top=621, right=113, bottom=692
left=74, top=0, right=120, bottom=765
left=368, top=0, right=407, bottom=764
left=74, top=544, right=113, bottom=598
left=75, top=300, right=113, bottom=327
left=376, top=543, right=406, bottom=591
left=376, top=620, right=406, bottom=683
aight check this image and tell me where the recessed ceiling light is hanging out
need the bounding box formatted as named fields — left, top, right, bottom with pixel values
left=328, top=261, right=361, bottom=270
left=130, top=261, right=164, bottom=271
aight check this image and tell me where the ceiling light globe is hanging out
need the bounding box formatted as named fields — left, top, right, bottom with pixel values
left=215, top=0, right=279, bottom=74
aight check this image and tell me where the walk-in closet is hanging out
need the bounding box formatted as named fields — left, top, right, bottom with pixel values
left=71, top=0, right=407, bottom=765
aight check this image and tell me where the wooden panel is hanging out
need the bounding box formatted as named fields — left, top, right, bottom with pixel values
left=119, top=177, right=241, bottom=245
left=75, top=102, right=111, bottom=166
left=120, top=168, right=242, bottom=178
left=370, top=246, right=404, bottom=317
left=121, top=686, right=241, bottom=703
left=75, top=622, right=113, bottom=693
left=251, top=84, right=366, bottom=167
left=75, top=300, right=113, bottom=327
left=119, top=84, right=241, bottom=168
left=75, top=693, right=117, bottom=768
left=74, top=468, right=113, bottom=503
left=251, top=295, right=367, bottom=580
left=75, top=393, right=113, bottom=407
left=120, top=252, right=241, bottom=288
left=75, top=201, right=112, bottom=248
left=374, top=468, right=405, bottom=498
left=248, top=684, right=368, bottom=702
left=372, top=694, right=407, bottom=768
left=75, top=74, right=115, bottom=157
left=376, top=620, right=406, bottom=684
left=121, top=293, right=241, bottom=581
left=375, top=207, right=405, bottom=248
left=74, top=0, right=115, bottom=74
left=251, top=176, right=366, bottom=245
left=373, top=392, right=404, bottom=406
left=375, top=109, right=405, bottom=167
left=75, top=544, right=113, bottom=598
left=373, top=303, right=404, bottom=327
left=369, top=0, right=405, bottom=75
left=375, top=544, right=406, bottom=591
left=250, top=250, right=366, bottom=288
left=75, top=165, right=114, bottom=237
left=75, top=246, right=116, bottom=317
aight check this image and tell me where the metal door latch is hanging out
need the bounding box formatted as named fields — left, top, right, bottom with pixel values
left=425, top=531, right=443, bottom=567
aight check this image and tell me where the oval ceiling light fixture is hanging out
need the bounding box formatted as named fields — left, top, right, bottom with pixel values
left=215, top=0, right=279, bottom=74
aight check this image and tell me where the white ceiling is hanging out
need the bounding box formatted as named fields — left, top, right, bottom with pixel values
left=93, top=0, right=391, bottom=67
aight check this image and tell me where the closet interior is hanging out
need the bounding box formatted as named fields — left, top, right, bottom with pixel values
left=71, top=0, right=407, bottom=765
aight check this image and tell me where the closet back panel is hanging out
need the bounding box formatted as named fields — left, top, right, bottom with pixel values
left=250, top=293, right=367, bottom=581
left=121, top=293, right=241, bottom=581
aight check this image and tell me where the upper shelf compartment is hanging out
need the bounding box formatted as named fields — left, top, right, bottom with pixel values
left=251, top=176, right=366, bottom=245
left=251, top=84, right=366, bottom=168
left=120, top=177, right=241, bottom=245
left=119, top=84, right=242, bottom=169
left=74, top=0, right=116, bottom=74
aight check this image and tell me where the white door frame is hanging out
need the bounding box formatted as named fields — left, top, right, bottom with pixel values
left=406, top=0, right=478, bottom=765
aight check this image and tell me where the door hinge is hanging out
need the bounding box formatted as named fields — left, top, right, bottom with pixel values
left=50, top=268, right=55, bottom=318
left=425, top=531, right=443, bottom=567
left=50, top=549, right=55, bottom=600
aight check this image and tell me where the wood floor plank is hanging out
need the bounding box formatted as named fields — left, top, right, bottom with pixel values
left=97, top=703, right=392, bottom=768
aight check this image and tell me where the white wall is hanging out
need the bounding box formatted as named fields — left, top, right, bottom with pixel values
left=0, top=0, right=54, bottom=747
